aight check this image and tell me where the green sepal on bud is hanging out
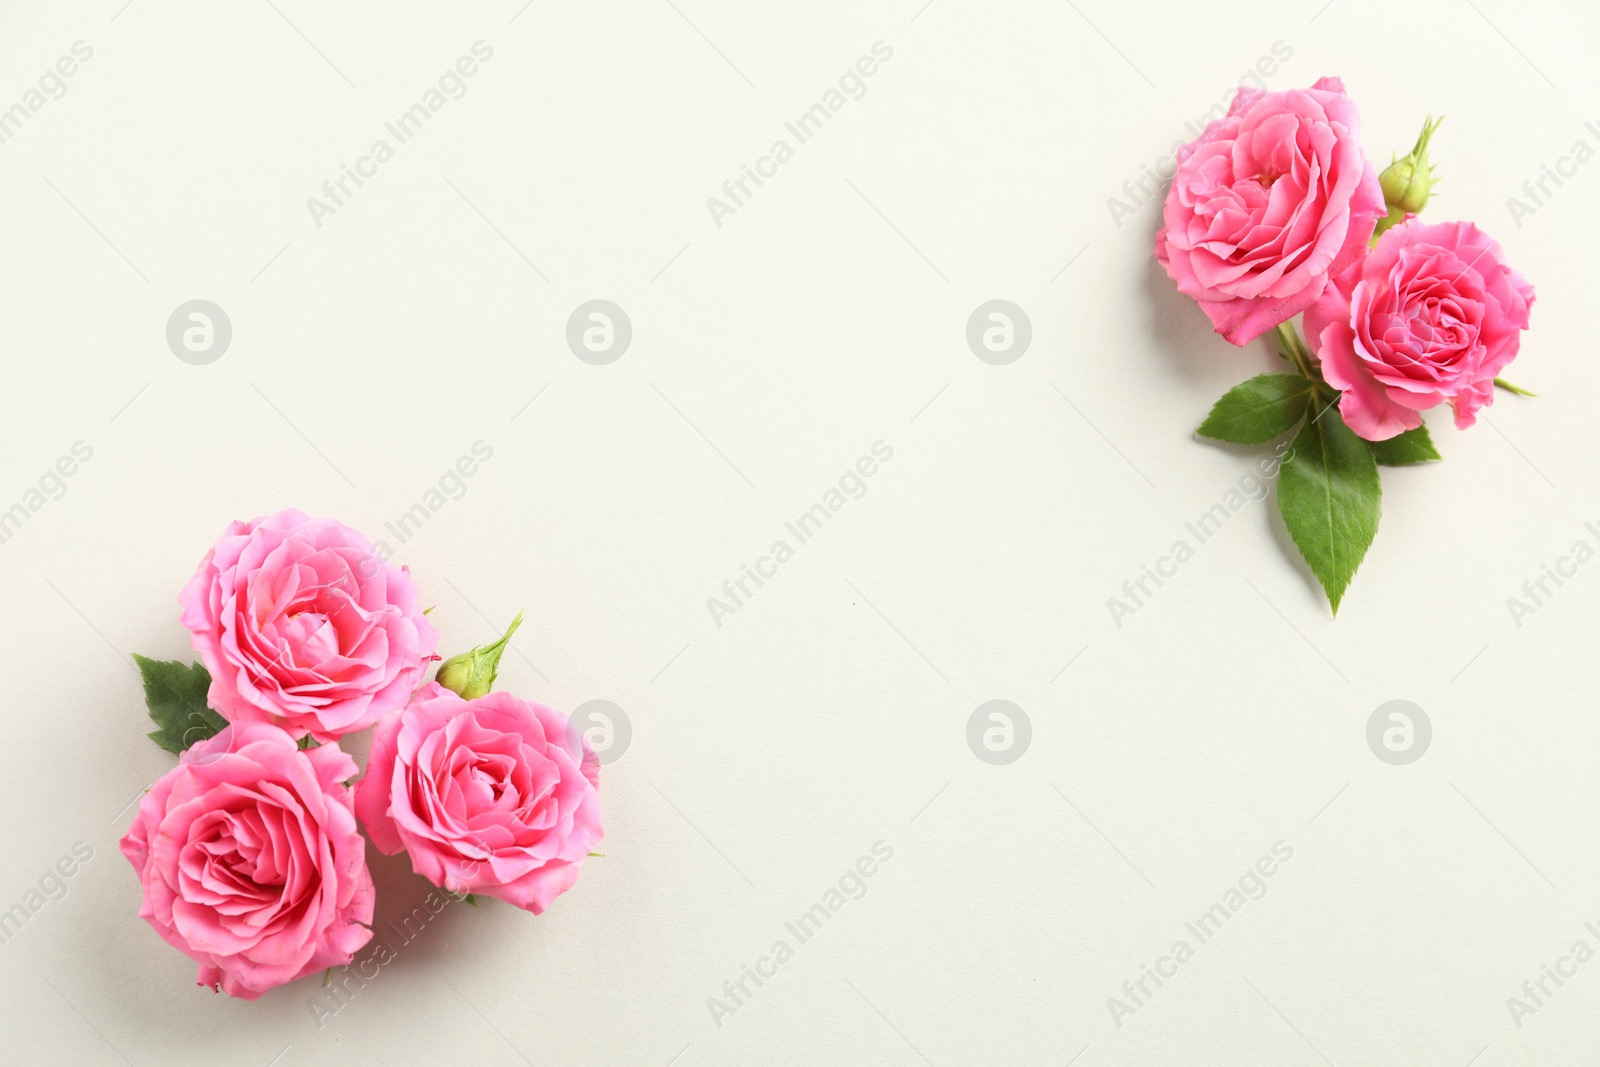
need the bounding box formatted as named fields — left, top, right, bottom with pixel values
left=1374, top=116, right=1443, bottom=242
left=435, top=610, right=524, bottom=699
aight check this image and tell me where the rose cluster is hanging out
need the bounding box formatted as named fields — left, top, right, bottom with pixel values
left=121, top=509, right=603, bottom=999
left=1156, top=79, right=1536, bottom=613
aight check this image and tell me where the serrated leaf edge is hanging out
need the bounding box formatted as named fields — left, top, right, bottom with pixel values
left=1277, top=408, right=1382, bottom=615
left=1197, top=373, right=1315, bottom=445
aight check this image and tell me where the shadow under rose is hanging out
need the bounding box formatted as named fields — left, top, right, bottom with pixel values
left=1138, top=209, right=1255, bottom=391
left=1140, top=201, right=1334, bottom=613
left=353, top=843, right=472, bottom=973
left=291, top=844, right=477, bottom=1028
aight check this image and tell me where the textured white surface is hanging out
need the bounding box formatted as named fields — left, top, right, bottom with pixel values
left=1, top=1, right=1597, bottom=1064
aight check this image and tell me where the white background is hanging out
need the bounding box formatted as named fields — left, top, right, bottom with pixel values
left=1, top=1, right=1597, bottom=1064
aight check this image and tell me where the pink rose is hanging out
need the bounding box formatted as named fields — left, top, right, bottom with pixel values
left=120, top=724, right=374, bottom=1000
left=180, top=508, right=438, bottom=741
left=1304, top=219, right=1535, bottom=440
left=356, top=683, right=603, bottom=914
left=1157, top=77, right=1386, bottom=346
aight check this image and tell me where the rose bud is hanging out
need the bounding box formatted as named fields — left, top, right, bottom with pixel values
left=435, top=611, right=523, bottom=700
left=1375, top=116, right=1442, bottom=239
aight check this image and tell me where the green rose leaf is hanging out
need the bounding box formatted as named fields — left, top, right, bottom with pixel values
left=1197, top=373, right=1315, bottom=445
left=1369, top=424, right=1441, bottom=466
left=134, top=655, right=227, bottom=755
left=1277, top=404, right=1382, bottom=615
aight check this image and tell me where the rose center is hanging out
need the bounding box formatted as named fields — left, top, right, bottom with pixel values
left=280, top=611, right=339, bottom=662
left=471, top=763, right=508, bottom=801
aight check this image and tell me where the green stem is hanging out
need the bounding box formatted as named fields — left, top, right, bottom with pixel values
left=1275, top=322, right=1328, bottom=398
left=1493, top=377, right=1538, bottom=398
